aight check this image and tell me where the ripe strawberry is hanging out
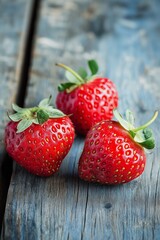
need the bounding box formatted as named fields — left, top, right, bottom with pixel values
left=56, top=60, right=118, bottom=135
left=5, top=96, right=75, bottom=177
left=78, top=109, right=158, bottom=184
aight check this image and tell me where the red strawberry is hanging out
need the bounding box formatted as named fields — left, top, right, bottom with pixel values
left=5, top=96, right=75, bottom=177
left=78, top=109, right=158, bottom=184
left=56, top=60, right=118, bottom=135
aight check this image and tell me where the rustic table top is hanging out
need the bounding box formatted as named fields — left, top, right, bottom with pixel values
left=1, top=0, right=160, bottom=239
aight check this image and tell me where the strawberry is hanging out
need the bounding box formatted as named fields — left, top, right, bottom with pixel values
left=78, top=109, right=158, bottom=184
left=5, top=96, right=75, bottom=177
left=56, top=60, right=118, bottom=135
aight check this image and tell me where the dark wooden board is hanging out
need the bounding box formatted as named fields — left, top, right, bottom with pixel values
left=2, top=0, right=160, bottom=239
left=0, top=0, right=35, bottom=231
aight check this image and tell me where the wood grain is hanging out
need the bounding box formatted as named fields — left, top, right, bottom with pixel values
left=2, top=0, right=160, bottom=239
left=0, top=0, right=35, bottom=231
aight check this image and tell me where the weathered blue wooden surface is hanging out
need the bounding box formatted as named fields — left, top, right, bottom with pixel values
left=2, top=0, right=160, bottom=239
left=0, top=0, right=33, bottom=230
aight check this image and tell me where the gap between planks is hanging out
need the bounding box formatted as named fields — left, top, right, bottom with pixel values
left=0, top=0, right=41, bottom=234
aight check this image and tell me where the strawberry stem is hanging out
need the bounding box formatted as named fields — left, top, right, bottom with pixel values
left=114, top=109, right=158, bottom=150
left=9, top=96, right=65, bottom=133
left=55, top=63, right=84, bottom=84
left=132, top=111, right=158, bottom=132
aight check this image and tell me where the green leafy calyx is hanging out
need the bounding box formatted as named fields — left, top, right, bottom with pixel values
left=113, top=109, right=158, bottom=150
left=56, top=60, right=99, bottom=93
left=9, top=96, right=65, bottom=133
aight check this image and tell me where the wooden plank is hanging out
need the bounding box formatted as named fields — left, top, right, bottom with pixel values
left=0, top=0, right=34, bottom=231
left=2, top=0, right=160, bottom=239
